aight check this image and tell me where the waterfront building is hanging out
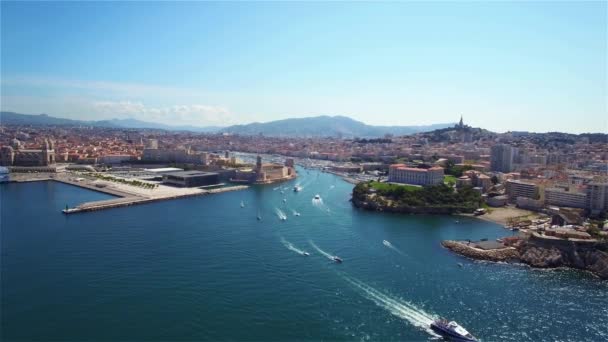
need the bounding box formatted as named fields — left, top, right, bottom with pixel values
left=0, top=139, right=55, bottom=166
left=505, top=179, right=539, bottom=203
left=162, top=171, right=220, bottom=187
left=388, top=164, right=444, bottom=186
left=490, top=144, right=514, bottom=173
left=231, top=155, right=296, bottom=184
left=545, top=187, right=587, bottom=209
left=486, top=195, right=508, bottom=207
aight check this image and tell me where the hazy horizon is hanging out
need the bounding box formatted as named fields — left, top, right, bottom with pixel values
left=1, top=2, right=606, bottom=134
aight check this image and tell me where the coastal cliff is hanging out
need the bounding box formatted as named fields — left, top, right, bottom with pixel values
left=442, top=237, right=608, bottom=280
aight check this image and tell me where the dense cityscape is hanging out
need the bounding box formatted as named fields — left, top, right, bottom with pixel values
left=2, top=1, right=607, bottom=341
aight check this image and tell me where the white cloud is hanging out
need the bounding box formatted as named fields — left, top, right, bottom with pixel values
left=2, top=76, right=204, bottom=99
left=92, top=101, right=235, bottom=126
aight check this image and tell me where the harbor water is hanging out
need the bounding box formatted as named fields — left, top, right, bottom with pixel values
left=1, top=169, right=607, bottom=341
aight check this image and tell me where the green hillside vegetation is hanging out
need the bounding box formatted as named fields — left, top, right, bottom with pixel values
left=354, top=181, right=482, bottom=211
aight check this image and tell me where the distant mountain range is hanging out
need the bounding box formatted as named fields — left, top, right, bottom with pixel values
left=219, top=116, right=454, bottom=137
left=0, top=111, right=454, bottom=137
left=0, top=112, right=220, bottom=132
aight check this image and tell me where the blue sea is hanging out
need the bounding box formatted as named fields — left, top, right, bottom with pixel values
left=1, top=169, right=607, bottom=341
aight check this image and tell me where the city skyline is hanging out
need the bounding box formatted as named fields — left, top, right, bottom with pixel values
left=1, top=2, right=606, bottom=133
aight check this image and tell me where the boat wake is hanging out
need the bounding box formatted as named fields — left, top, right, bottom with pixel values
left=312, top=198, right=330, bottom=214
left=275, top=208, right=287, bottom=220
left=281, top=237, right=307, bottom=255
left=343, top=276, right=439, bottom=337
left=383, top=240, right=404, bottom=255
left=309, top=240, right=335, bottom=260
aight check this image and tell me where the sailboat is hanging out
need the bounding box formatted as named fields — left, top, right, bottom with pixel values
left=240, top=200, right=245, bottom=208
left=257, top=210, right=262, bottom=221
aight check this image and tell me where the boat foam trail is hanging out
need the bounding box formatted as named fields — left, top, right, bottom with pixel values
left=343, top=276, right=440, bottom=337
left=383, top=240, right=404, bottom=255
left=275, top=208, right=287, bottom=220
left=309, top=240, right=334, bottom=260
left=281, top=237, right=306, bottom=255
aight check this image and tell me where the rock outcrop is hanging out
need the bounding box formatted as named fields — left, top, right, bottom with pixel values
left=442, top=238, right=608, bottom=280
left=441, top=240, right=520, bottom=262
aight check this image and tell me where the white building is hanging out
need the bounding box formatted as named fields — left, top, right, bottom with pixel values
left=505, top=180, right=539, bottom=203
left=388, top=164, right=444, bottom=186
left=545, top=187, right=587, bottom=209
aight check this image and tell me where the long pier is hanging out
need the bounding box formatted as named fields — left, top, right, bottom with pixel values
left=62, top=185, right=248, bottom=214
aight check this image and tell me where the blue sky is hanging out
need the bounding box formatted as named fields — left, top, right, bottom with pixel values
left=1, top=1, right=606, bottom=133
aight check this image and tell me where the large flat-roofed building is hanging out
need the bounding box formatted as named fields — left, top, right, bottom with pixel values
left=143, top=148, right=207, bottom=165
left=545, top=187, right=587, bottom=209
left=388, top=164, right=444, bottom=186
left=162, top=171, right=220, bottom=187
left=505, top=180, right=539, bottom=203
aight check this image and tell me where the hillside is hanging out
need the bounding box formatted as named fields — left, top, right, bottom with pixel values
left=0, top=112, right=220, bottom=132
left=221, top=115, right=453, bottom=137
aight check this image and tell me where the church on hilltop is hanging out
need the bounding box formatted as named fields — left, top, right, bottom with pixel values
left=454, top=115, right=473, bottom=143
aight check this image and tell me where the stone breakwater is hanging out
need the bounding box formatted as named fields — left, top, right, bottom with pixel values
left=442, top=237, right=608, bottom=280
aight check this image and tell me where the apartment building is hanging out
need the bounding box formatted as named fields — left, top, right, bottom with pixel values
left=545, top=187, right=587, bottom=209
left=505, top=179, right=539, bottom=203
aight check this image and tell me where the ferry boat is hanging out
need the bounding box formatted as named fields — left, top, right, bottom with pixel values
left=430, top=319, right=478, bottom=342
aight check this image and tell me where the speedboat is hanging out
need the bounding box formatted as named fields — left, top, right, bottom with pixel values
left=293, top=186, right=302, bottom=192
left=314, top=194, right=321, bottom=200
left=283, top=198, right=287, bottom=203
left=430, top=319, right=478, bottom=342
left=333, top=256, right=343, bottom=263
left=240, top=201, right=245, bottom=208
left=302, top=252, right=310, bottom=256
left=294, top=212, right=301, bottom=216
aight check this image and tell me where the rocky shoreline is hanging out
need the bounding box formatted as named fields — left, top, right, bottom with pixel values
left=442, top=238, right=608, bottom=280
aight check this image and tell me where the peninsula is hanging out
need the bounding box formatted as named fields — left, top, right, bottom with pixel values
left=352, top=181, right=482, bottom=215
